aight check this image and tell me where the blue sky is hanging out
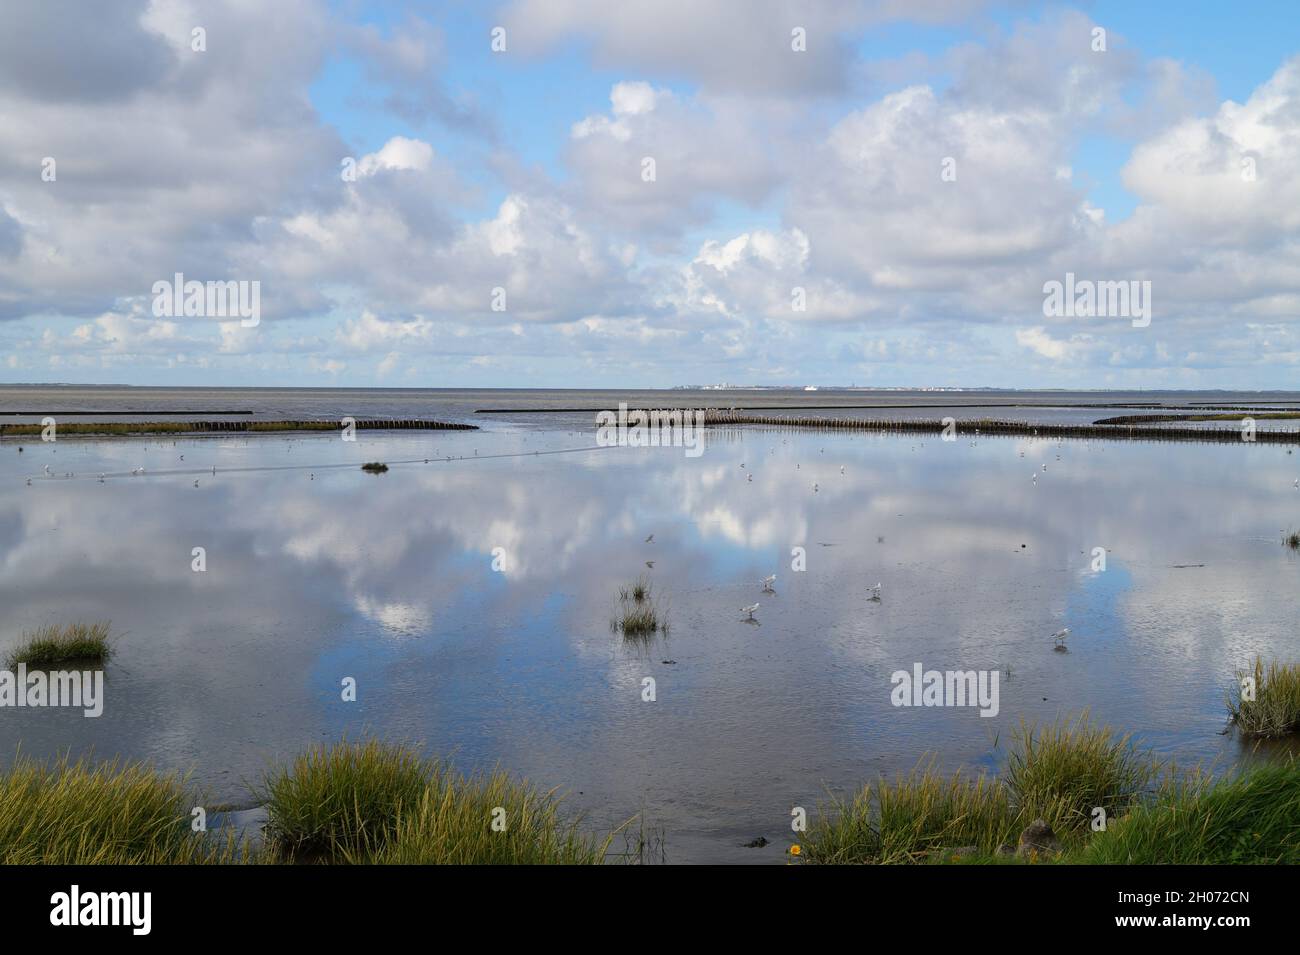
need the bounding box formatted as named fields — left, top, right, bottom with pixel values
left=2, top=0, right=1300, bottom=388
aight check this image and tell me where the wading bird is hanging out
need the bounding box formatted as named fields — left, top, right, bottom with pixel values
left=740, top=603, right=759, bottom=620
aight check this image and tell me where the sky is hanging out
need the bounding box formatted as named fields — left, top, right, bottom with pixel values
left=2, top=0, right=1300, bottom=389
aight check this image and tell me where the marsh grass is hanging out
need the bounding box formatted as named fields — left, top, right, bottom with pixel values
left=1003, top=712, right=1160, bottom=832
left=1073, top=758, right=1300, bottom=864
left=1285, top=529, right=1300, bottom=550
left=1227, top=658, right=1300, bottom=738
left=6, top=622, right=112, bottom=668
left=613, top=576, right=666, bottom=639
left=802, top=712, right=1160, bottom=864
left=258, top=739, right=428, bottom=859
left=360, top=462, right=389, bottom=473
left=803, top=767, right=1022, bottom=864
left=261, top=739, right=607, bottom=864
left=0, top=754, right=252, bottom=864
left=348, top=766, right=611, bottom=865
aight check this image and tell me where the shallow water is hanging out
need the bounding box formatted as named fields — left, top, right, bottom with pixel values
left=1, top=421, right=1299, bottom=863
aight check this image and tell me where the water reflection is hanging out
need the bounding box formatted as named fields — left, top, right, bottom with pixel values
left=1, top=427, right=1298, bottom=862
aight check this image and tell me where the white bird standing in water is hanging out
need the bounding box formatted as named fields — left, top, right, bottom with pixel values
left=869, top=582, right=882, bottom=602
left=761, top=575, right=776, bottom=593
left=740, top=603, right=759, bottom=620
left=1053, top=628, right=1070, bottom=651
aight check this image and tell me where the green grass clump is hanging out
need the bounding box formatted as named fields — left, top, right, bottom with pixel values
left=803, top=768, right=1018, bottom=864
left=6, top=622, right=112, bottom=668
left=1073, top=759, right=1300, bottom=864
left=0, top=754, right=249, bottom=864
left=360, top=461, right=389, bottom=473
left=802, top=713, right=1159, bottom=864
left=1227, top=658, right=1300, bottom=738
left=613, top=577, right=664, bottom=639
left=351, top=766, right=610, bottom=865
left=260, top=739, right=605, bottom=864
left=258, top=739, right=428, bottom=859
left=1003, top=712, right=1159, bottom=833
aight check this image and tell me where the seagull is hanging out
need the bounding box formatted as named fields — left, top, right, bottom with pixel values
left=645, top=560, right=655, bottom=569
left=645, top=534, right=654, bottom=543
left=1052, top=628, right=1070, bottom=651
left=840, top=466, right=845, bottom=474
left=747, top=473, right=752, bottom=482
left=193, top=480, right=199, bottom=488
left=42, top=465, right=50, bottom=476
left=813, top=483, right=819, bottom=492
left=761, top=575, right=776, bottom=593
left=740, top=603, right=759, bottom=620
left=98, top=473, right=105, bottom=483
left=869, top=582, right=882, bottom=602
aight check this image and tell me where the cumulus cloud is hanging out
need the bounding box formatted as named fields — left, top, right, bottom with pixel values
left=2, top=2, right=1300, bottom=386
left=499, top=0, right=1000, bottom=96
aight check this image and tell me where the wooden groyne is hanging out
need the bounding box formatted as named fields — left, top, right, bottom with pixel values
left=0, top=419, right=478, bottom=436
left=692, top=412, right=1300, bottom=444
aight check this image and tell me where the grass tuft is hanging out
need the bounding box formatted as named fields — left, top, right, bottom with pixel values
left=1227, top=658, right=1300, bottom=738
left=349, top=766, right=611, bottom=864
left=802, top=712, right=1160, bottom=864
left=6, top=622, right=112, bottom=669
left=259, top=739, right=607, bottom=864
left=613, top=577, right=665, bottom=639
left=802, top=767, right=1019, bottom=864
left=258, top=738, right=427, bottom=859
left=1003, top=712, right=1159, bottom=833
left=1075, top=759, right=1300, bottom=864
left=0, top=754, right=250, bottom=864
